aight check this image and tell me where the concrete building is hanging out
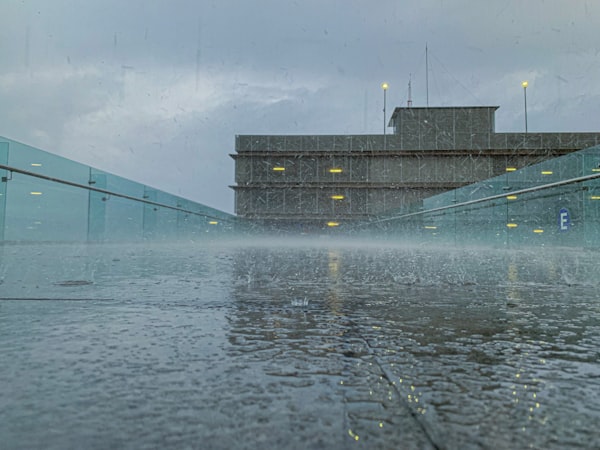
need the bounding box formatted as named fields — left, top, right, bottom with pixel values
left=230, top=106, right=600, bottom=230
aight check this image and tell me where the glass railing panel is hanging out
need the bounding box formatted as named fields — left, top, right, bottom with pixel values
left=0, top=142, right=8, bottom=240
left=5, top=138, right=90, bottom=185
left=582, top=148, right=600, bottom=174
left=99, top=172, right=145, bottom=241
left=0, top=138, right=236, bottom=243
left=145, top=190, right=171, bottom=239
left=378, top=145, right=600, bottom=248
left=87, top=171, right=107, bottom=241
left=4, top=173, right=88, bottom=241
left=1, top=138, right=92, bottom=241
left=102, top=194, right=144, bottom=241
left=141, top=187, right=160, bottom=240
left=174, top=198, right=200, bottom=238
left=583, top=178, right=600, bottom=247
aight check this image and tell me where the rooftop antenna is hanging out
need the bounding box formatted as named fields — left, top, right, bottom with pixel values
left=407, top=73, right=413, bottom=107
left=425, top=43, right=429, bottom=107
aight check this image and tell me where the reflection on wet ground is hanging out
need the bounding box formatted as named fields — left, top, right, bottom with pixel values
left=1, top=240, right=599, bottom=449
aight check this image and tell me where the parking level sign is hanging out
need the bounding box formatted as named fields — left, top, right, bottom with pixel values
left=559, top=208, right=571, bottom=232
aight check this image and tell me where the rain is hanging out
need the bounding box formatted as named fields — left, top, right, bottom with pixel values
left=1, top=1, right=600, bottom=449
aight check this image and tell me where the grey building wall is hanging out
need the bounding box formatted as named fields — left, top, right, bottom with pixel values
left=231, top=107, right=600, bottom=229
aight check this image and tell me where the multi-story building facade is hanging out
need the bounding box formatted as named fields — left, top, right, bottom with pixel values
left=230, top=106, right=600, bottom=230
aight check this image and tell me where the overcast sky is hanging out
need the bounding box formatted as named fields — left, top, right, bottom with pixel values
left=1, top=0, right=599, bottom=213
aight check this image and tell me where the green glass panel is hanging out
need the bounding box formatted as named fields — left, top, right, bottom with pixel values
left=376, top=145, right=600, bottom=248
left=2, top=140, right=89, bottom=242
left=88, top=170, right=107, bottom=241
left=0, top=137, right=235, bottom=242
left=100, top=173, right=145, bottom=241
left=1, top=138, right=89, bottom=241
left=0, top=141, right=8, bottom=241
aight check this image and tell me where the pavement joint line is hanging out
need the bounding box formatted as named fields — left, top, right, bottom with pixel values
left=350, top=319, right=442, bottom=450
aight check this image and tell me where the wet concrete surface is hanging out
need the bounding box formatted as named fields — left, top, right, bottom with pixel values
left=1, top=240, right=599, bottom=449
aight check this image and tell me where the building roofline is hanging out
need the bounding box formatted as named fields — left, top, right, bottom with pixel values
left=388, top=105, right=500, bottom=127
left=389, top=105, right=500, bottom=117
left=391, top=106, right=500, bottom=111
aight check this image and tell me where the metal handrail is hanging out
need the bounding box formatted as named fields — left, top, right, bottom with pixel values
left=368, top=172, right=600, bottom=224
left=0, top=163, right=234, bottom=223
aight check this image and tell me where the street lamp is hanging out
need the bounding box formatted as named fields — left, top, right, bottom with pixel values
left=381, top=82, right=388, bottom=134
left=381, top=82, right=388, bottom=149
left=522, top=81, right=528, bottom=133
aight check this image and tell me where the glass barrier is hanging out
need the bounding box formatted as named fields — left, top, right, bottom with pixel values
left=0, top=137, right=237, bottom=242
left=0, top=142, right=8, bottom=241
left=3, top=135, right=599, bottom=247
left=360, top=145, right=600, bottom=248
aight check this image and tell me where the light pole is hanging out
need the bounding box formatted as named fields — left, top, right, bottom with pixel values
left=522, top=81, right=528, bottom=133
left=381, top=82, right=388, bottom=149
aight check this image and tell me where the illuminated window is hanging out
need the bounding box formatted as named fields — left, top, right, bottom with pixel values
left=506, top=195, right=518, bottom=200
left=541, top=171, right=553, bottom=175
left=30, top=163, right=42, bottom=167
left=533, top=229, right=544, bottom=234
left=506, top=223, right=518, bottom=228
left=208, top=221, right=219, bottom=225
left=327, top=221, right=340, bottom=227
left=331, top=195, right=345, bottom=200
left=424, top=225, right=437, bottom=230
left=329, top=168, right=343, bottom=173
left=30, top=191, right=43, bottom=195
left=272, top=166, right=285, bottom=172
left=505, top=167, right=517, bottom=172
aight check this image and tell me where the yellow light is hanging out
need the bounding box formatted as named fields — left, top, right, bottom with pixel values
left=424, top=226, right=437, bottom=230
left=506, top=195, right=518, bottom=200
left=522, top=81, right=528, bottom=88
left=507, top=223, right=518, bottom=228
left=331, top=195, right=345, bottom=200
left=590, top=196, right=600, bottom=200
left=30, top=191, right=43, bottom=195
left=533, top=229, right=544, bottom=233
left=30, top=163, right=42, bottom=167
left=506, top=167, right=517, bottom=172
left=209, top=221, right=218, bottom=225
left=541, top=171, right=553, bottom=175
left=592, top=168, right=600, bottom=172
left=327, top=221, right=340, bottom=227
left=381, top=82, right=389, bottom=90
left=272, top=167, right=285, bottom=171
left=329, top=168, right=343, bottom=173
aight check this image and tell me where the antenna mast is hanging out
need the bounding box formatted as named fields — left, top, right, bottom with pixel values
left=425, top=43, right=429, bottom=107
left=407, top=74, right=413, bottom=107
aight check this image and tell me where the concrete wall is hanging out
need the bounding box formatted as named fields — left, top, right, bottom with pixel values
left=231, top=107, right=600, bottom=227
left=236, top=132, right=600, bottom=152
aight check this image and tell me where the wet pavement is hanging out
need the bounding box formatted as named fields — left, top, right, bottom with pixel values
left=1, top=240, right=599, bottom=449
